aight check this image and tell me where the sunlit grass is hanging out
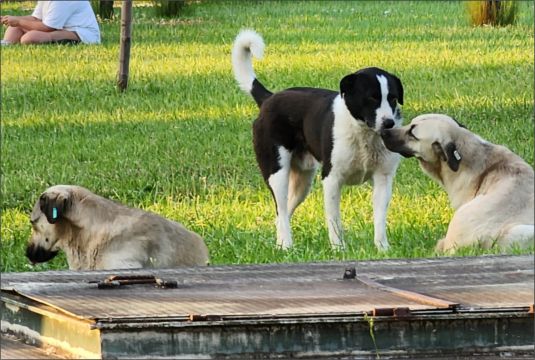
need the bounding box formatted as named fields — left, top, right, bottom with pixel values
left=1, top=1, right=533, bottom=272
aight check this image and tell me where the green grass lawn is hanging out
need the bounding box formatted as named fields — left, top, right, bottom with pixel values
left=1, top=1, right=533, bottom=272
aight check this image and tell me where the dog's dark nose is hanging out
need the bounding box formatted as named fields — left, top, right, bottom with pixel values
left=383, top=119, right=395, bottom=130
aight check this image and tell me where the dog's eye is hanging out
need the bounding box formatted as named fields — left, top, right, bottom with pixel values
left=387, top=95, right=397, bottom=104
left=45, top=238, right=49, bottom=243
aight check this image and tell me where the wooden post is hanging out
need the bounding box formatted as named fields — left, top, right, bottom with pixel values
left=117, top=0, right=132, bottom=92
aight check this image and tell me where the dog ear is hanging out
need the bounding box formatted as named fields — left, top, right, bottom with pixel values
left=339, top=73, right=359, bottom=98
left=451, top=116, right=467, bottom=129
left=390, top=74, right=404, bottom=105
left=39, top=192, right=70, bottom=224
left=432, top=141, right=461, bottom=172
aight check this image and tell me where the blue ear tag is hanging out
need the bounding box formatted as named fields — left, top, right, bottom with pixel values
left=52, top=207, right=58, bottom=220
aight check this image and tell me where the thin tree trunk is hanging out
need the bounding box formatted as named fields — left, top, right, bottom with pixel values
left=117, top=0, right=133, bottom=92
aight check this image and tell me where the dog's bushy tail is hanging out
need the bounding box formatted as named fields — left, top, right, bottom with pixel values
left=232, top=29, right=272, bottom=107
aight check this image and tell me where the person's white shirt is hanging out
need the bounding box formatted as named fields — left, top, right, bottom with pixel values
left=32, top=1, right=101, bottom=44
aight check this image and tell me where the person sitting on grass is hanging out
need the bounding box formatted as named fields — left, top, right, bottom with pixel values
left=1, top=0, right=101, bottom=45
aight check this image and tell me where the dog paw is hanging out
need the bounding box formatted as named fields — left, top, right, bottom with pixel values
left=374, top=236, right=390, bottom=251
left=39, top=187, right=72, bottom=224
left=376, top=242, right=390, bottom=252
left=435, top=238, right=456, bottom=254
left=330, top=241, right=346, bottom=251
left=277, top=239, right=292, bottom=250
left=435, top=238, right=445, bottom=252
left=327, top=230, right=345, bottom=250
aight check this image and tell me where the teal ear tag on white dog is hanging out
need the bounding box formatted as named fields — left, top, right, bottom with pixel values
left=52, top=207, right=58, bottom=220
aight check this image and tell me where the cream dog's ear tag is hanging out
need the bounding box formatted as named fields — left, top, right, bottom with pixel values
left=453, top=150, right=461, bottom=161
left=52, top=207, right=58, bottom=220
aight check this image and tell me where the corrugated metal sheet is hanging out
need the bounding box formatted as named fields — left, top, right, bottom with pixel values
left=1, top=255, right=532, bottom=321
left=2, top=272, right=437, bottom=320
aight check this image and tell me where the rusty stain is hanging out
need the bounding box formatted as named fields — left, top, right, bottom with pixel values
left=394, top=307, right=411, bottom=317
left=372, top=307, right=410, bottom=317
left=188, top=314, right=222, bottom=322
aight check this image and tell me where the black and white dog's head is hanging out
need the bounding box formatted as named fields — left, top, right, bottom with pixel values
left=340, top=67, right=404, bottom=132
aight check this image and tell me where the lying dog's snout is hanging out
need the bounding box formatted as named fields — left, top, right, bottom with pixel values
left=26, top=243, right=59, bottom=264
left=382, top=119, right=395, bottom=130
left=26, top=243, right=34, bottom=259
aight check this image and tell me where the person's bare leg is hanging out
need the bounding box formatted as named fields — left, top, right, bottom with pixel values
left=3, top=26, right=27, bottom=43
left=20, top=30, right=80, bottom=45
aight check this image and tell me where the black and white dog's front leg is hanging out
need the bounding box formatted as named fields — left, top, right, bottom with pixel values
left=371, top=171, right=395, bottom=251
left=322, top=174, right=345, bottom=249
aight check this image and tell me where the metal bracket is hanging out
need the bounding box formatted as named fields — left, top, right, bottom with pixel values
left=93, top=275, right=178, bottom=289
left=343, top=267, right=356, bottom=279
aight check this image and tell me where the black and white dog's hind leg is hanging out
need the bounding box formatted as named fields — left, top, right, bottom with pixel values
left=267, top=146, right=293, bottom=249
left=288, top=153, right=318, bottom=218
left=265, top=147, right=319, bottom=249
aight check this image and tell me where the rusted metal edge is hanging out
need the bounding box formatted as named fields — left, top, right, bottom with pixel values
left=94, top=306, right=533, bottom=328
left=94, top=311, right=372, bottom=327
left=94, top=306, right=468, bottom=326
left=91, top=310, right=534, bottom=332
left=357, top=275, right=459, bottom=311
left=456, top=306, right=532, bottom=314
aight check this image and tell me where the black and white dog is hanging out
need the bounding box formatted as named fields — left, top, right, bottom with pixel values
left=232, top=30, right=404, bottom=250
